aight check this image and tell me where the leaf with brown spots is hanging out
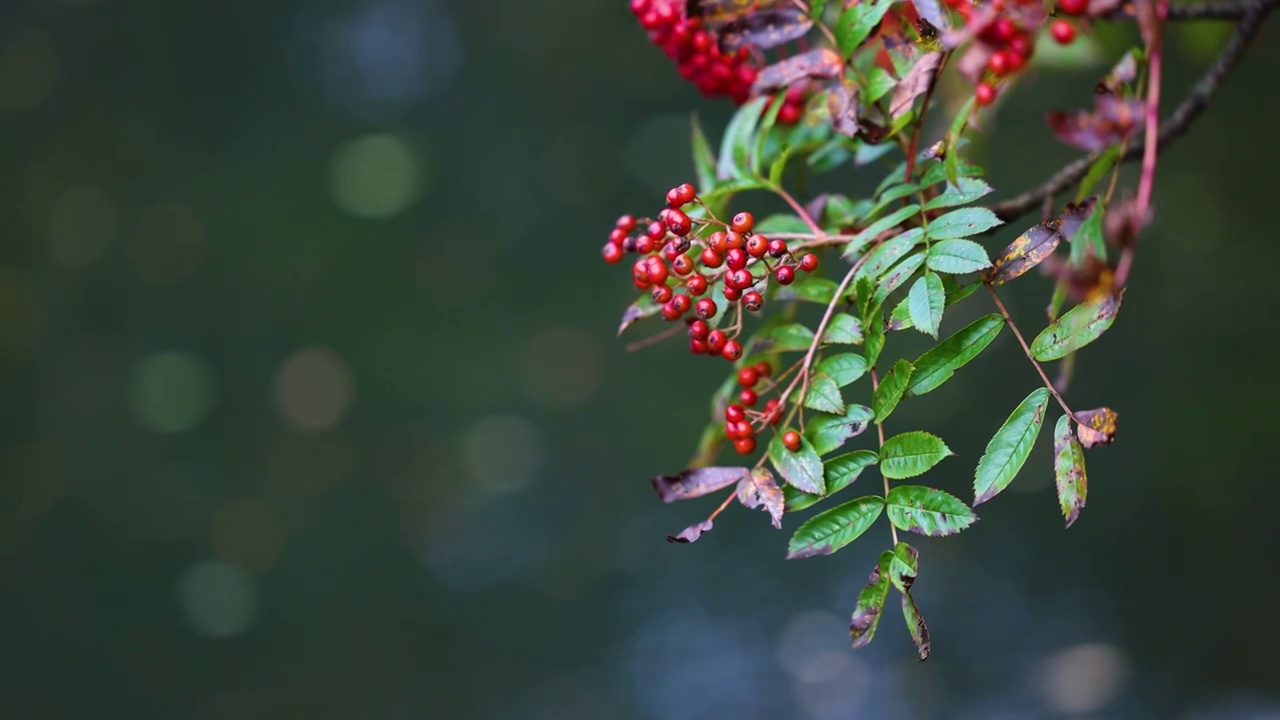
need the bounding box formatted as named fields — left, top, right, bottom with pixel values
left=850, top=550, right=893, bottom=648
left=890, top=51, right=942, bottom=120
left=737, top=467, right=786, bottom=529
left=666, top=519, right=715, bottom=543
left=1029, top=290, right=1123, bottom=361
left=691, top=0, right=814, bottom=50
left=652, top=466, right=749, bottom=503
left=785, top=495, right=884, bottom=559
left=752, top=48, right=842, bottom=95
left=1073, top=407, right=1118, bottom=448
left=988, top=223, right=1061, bottom=285
left=885, top=485, right=977, bottom=536
left=901, top=591, right=931, bottom=660
left=1053, top=415, right=1088, bottom=527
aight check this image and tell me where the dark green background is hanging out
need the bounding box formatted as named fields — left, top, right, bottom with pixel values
left=2, top=0, right=1277, bottom=717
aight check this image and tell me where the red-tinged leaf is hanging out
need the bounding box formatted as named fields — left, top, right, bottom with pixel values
left=827, top=77, right=860, bottom=139
left=692, top=0, right=815, bottom=50
left=617, top=294, right=661, bottom=335
left=737, top=467, right=785, bottom=529
left=652, top=466, right=749, bottom=503
left=1047, top=96, right=1145, bottom=152
left=850, top=551, right=893, bottom=648
left=785, top=495, right=884, bottom=559
left=988, top=223, right=1061, bottom=285
left=667, top=519, right=714, bottom=543
left=1073, top=407, right=1118, bottom=448
left=885, top=485, right=977, bottom=536
left=1030, top=290, right=1123, bottom=361
left=901, top=592, right=931, bottom=661
left=752, top=48, right=842, bottom=95
left=1053, top=415, right=1088, bottom=527
left=890, top=51, right=942, bottom=120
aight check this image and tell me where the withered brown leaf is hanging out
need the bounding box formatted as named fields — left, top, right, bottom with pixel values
left=890, top=51, right=942, bottom=120
left=667, top=519, right=714, bottom=543
left=1047, top=96, right=1144, bottom=152
left=1073, top=407, right=1118, bottom=448
left=652, top=466, right=749, bottom=502
left=736, top=467, right=785, bottom=529
left=988, top=223, right=1061, bottom=285
left=752, top=48, right=841, bottom=95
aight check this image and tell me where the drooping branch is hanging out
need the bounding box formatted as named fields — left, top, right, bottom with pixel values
left=990, top=0, right=1276, bottom=224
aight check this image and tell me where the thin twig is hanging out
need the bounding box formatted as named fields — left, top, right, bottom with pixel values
left=871, top=367, right=898, bottom=547
left=984, top=283, right=1075, bottom=417
left=990, top=0, right=1276, bottom=224
left=774, top=184, right=824, bottom=235
left=905, top=51, right=951, bottom=182
left=1136, top=0, right=1169, bottom=213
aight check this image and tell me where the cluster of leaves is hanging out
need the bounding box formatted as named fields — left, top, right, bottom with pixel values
left=607, top=0, right=1169, bottom=660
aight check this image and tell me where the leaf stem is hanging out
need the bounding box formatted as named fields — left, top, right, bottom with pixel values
left=905, top=51, right=951, bottom=182
left=984, top=283, right=1075, bottom=417
left=773, top=184, right=823, bottom=235
left=871, top=367, right=898, bottom=546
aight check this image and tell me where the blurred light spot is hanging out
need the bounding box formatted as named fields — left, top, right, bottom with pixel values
left=793, top=650, right=872, bottom=720
left=131, top=351, right=215, bottom=434
left=210, top=499, right=285, bottom=576
left=176, top=561, right=257, bottom=638
left=460, top=414, right=543, bottom=494
left=48, top=185, right=117, bottom=269
left=273, top=346, right=353, bottom=430
left=128, top=203, right=207, bottom=284
left=0, top=266, right=46, bottom=363
left=520, top=326, right=603, bottom=410
left=775, top=610, right=853, bottom=684
left=266, top=431, right=352, bottom=496
left=327, top=132, right=425, bottom=219
left=0, top=29, right=57, bottom=111
left=1038, top=642, right=1128, bottom=714
left=0, top=443, right=66, bottom=520
left=627, top=114, right=695, bottom=195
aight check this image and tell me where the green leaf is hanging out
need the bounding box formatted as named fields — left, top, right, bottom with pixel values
left=769, top=434, right=826, bottom=494
left=927, top=238, right=992, bottom=274
left=871, top=253, right=925, bottom=309
left=863, top=305, right=886, bottom=366
left=850, top=551, right=893, bottom=648
left=810, top=0, right=828, bottom=20
left=768, top=146, right=793, bottom=186
left=885, top=485, right=977, bottom=536
left=973, top=388, right=1050, bottom=506
left=868, top=183, right=922, bottom=220
left=854, top=275, right=876, bottom=321
left=853, top=227, right=925, bottom=281
left=889, top=276, right=980, bottom=331
left=906, top=271, right=945, bottom=338
left=900, top=589, right=931, bottom=661
left=888, top=542, right=918, bottom=593
left=823, top=313, right=863, bottom=345
left=872, top=359, right=913, bottom=424
left=1075, top=145, right=1121, bottom=202
left=815, top=353, right=868, bottom=387
left=925, top=207, right=1003, bottom=240
left=1030, top=291, right=1122, bottom=361
left=1053, top=415, right=1088, bottom=527
left=836, top=0, right=896, bottom=56
left=803, top=372, right=845, bottom=414
left=806, top=404, right=873, bottom=455
left=718, top=96, right=769, bottom=181
left=907, top=313, right=1003, bottom=396
left=1070, top=201, right=1108, bottom=266
left=773, top=277, right=838, bottom=304
left=820, top=449, right=878, bottom=499
left=691, top=113, right=717, bottom=193
left=754, top=92, right=788, bottom=176
left=785, top=496, right=884, bottom=559
left=753, top=322, right=817, bottom=353
left=924, top=177, right=993, bottom=210
left=844, top=207, right=922, bottom=258
left=755, top=214, right=812, bottom=234
left=863, top=66, right=896, bottom=103
left=879, top=431, right=952, bottom=479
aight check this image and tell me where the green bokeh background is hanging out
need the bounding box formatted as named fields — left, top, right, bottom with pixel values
left=2, top=1, right=1277, bottom=717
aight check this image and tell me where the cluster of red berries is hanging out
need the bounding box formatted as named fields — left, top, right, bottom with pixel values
left=723, top=362, right=788, bottom=455
left=629, top=0, right=758, bottom=104
left=602, top=183, right=820, bottom=362
left=948, top=0, right=1086, bottom=107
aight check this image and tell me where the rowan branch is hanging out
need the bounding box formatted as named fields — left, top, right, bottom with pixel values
left=990, top=0, right=1276, bottom=224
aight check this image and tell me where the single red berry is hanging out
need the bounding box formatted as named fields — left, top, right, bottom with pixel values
left=724, top=420, right=743, bottom=440
left=689, top=319, right=710, bottom=338
left=1050, top=19, right=1076, bottom=44
left=602, top=242, right=623, bottom=263
left=767, top=239, right=789, bottom=258
left=725, top=403, right=746, bottom=423
left=754, top=361, right=772, bottom=377
left=695, top=297, right=717, bottom=319
left=782, top=430, right=802, bottom=452
left=662, top=241, right=681, bottom=261
left=739, top=388, right=758, bottom=406
left=721, top=339, right=743, bottom=361
left=671, top=293, right=692, bottom=314
left=745, top=234, right=768, bottom=258
left=1009, top=34, right=1033, bottom=60
left=987, top=50, right=1011, bottom=77
left=730, top=211, right=755, bottom=234
left=700, top=247, right=724, bottom=268
left=609, top=227, right=628, bottom=245
left=726, top=247, right=748, bottom=271
left=690, top=337, right=708, bottom=354
left=774, top=266, right=795, bottom=285
left=737, top=367, right=759, bottom=388
left=645, top=256, right=668, bottom=284
left=672, top=253, right=694, bottom=276
left=778, top=103, right=802, bottom=125
left=666, top=209, right=692, bottom=237
left=799, top=254, right=819, bottom=273
left=1059, top=0, right=1087, bottom=14
left=725, top=231, right=745, bottom=250
left=733, top=420, right=753, bottom=439
left=733, top=436, right=756, bottom=455
left=975, top=81, right=997, bottom=107
left=652, top=284, right=673, bottom=304
left=616, top=214, right=637, bottom=233
left=635, top=235, right=655, bottom=254
left=707, top=230, right=728, bottom=253
left=764, top=398, right=782, bottom=425
left=743, top=290, right=763, bottom=312
left=721, top=285, right=741, bottom=301
left=706, top=329, right=727, bottom=353
left=726, top=268, right=753, bottom=290
left=645, top=220, right=665, bottom=240
left=991, top=17, right=1017, bottom=42
left=661, top=301, right=681, bottom=321
left=686, top=274, right=708, bottom=295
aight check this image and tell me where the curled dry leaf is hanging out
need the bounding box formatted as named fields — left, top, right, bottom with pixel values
left=667, top=519, right=714, bottom=543
left=1073, top=407, right=1119, bottom=448
left=1053, top=416, right=1088, bottom=528
left=752, top=48, right=842, bottom=95
left=1098, top=50, right=1140, bottom=95
left=827, top=77, right=860, bottom=139
left=890, top=51, right=942, bottom=120
left=1047, top=96, right=1145, bottom=152
left=1104, top=196, right=1152, bottom=250
left=652, top=466, right=749, bottom=503
left=988, top=223, right=1060, bottom=285
left=691, top=0, right=814, bottom=50
left=737, top=468, right=786, bottom=529
left=1039, top=253, right=1114, bottom=304
left=1056, top=197, right=1098, bottom=242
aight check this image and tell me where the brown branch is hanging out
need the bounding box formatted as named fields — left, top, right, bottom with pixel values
left=984, top=284, right=1075, bottom=418
left=990, top=0, right=1276, bottom=224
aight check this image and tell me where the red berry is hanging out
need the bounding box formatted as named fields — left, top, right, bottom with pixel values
left=763, top=398, right=782, bottom=425
left=733, top=436, right=756, bottom=455
left=686, top=274, right=708, bottom=295
left=745, top=234, right=768, bottom=258
left=689, top=319, right=710, bottom=338
left=635, top=235, right=655, bottom=254
left=778, top=103, right=802, bottom=125
left=671, top=294, right=692, bottom=314
left=987, top=50, right=1011, bottom=77
left=1009, top=34, right=1033, bottom=60
left=991, top=17, right=1017, bottom=42
left=733, top=420, right=753, bottom=438
left=739, top=388, right=758, bottom=406
left=645, top=220, right=665, bottom=240
left=730, top=211, right=755, bottom=233
left=737, top=367, right=759, bottom=388
left=726, top=268, right=753, bottom=289
left=743, top=290, right=763, bottom=312
left=645, top=256, right=668, bottom=284
left=706, top=329, right=727, bottom=353
left=616, top=214, right=637, bottom=233
left=690, top=338, right=708, bottom=354
left=721, top=339, right=743, bottom=361
left=975, top=82, right=997, bottom=107
left=754, top=361, right=772, bottom=377
left=666, top=182, right=696, bottom=207
left=782, top=430, right=802, bottom=452
left=799, top=254, right=819, bottom=273
left=666, top=209, right=692, bottom=237
left=661, top=301, right=681, bottom=320
left=774, top=266, right=795, bottom=285
left=672, top=253, right=694, bottom=276
left=695, top=297, right=717, bottom=319
left=700, top=247, right=724, bottom=268
left=725, top=231, right=745, bottom=250
left=707, top=230, right=728, bottom=253
left=1059, top=0, right=1087, bottom=14
left=602, top=242, right=623, bottom=263
left=767, top=239, right=788, bottom=258
left=652, top=284, right=673, bottom=304
left=1050, top=19, right=1076, bottom=44
left=726, top=247, right=748, bottom=271
left=725, top=403, right=746, bottom=423
left=722, top=285, right=742, bottom=301
left=609, top=228, right=628, bottom=245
